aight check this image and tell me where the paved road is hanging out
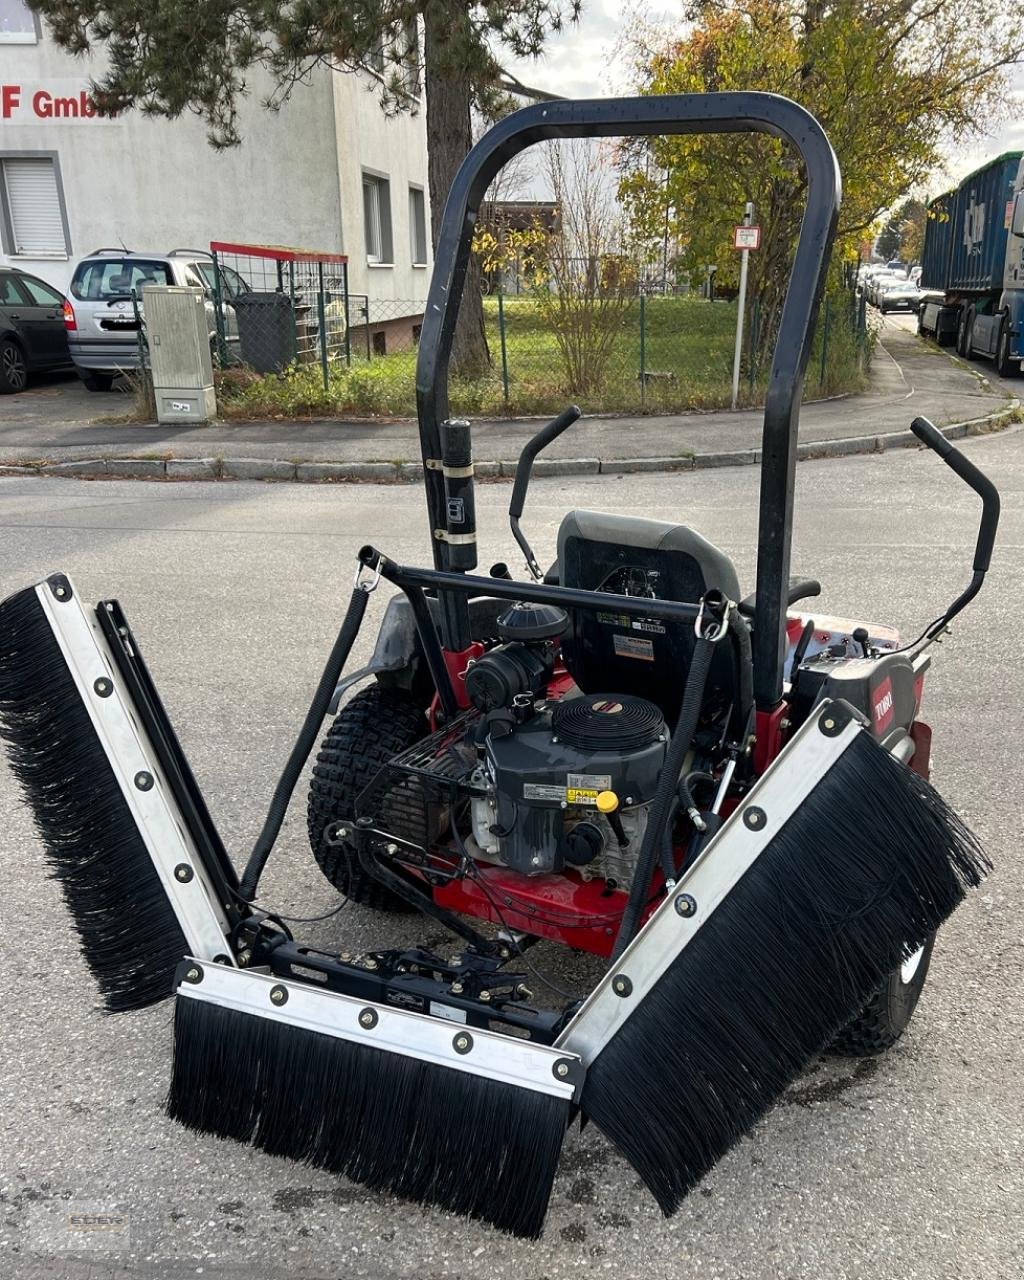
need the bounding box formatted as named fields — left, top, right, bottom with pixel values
left=1, top=430, right=1022, bottom=1279
left=0, top=317, right=1015, bottom=467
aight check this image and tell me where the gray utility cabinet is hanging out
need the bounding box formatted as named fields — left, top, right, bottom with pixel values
left=142, top=285, right=216, bottom=424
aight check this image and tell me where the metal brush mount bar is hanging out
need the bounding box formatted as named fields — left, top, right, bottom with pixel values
left=413, top=93, right=841, bottom=708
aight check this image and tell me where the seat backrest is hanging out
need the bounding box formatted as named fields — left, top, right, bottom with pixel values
left=557, top=510, right=748, bottom=728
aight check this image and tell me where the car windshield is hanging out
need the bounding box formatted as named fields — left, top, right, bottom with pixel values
left=71, top=258, right=173, bottom=302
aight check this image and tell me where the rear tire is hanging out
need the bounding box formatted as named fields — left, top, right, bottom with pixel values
left=828, top=933, right=935, bottom=1056
left=80, top=371, right=115, bottom=392
left=307, top=684, right=428, bottom=912
left=0, top=337, right=28, bottom=393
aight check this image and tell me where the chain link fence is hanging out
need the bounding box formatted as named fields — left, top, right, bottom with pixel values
left=208, top=242, right=351, bottom=390
left=211, top=277, right=869, bottom=420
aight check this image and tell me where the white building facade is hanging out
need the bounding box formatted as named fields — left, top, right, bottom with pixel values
left=0, top=3, right=431, bottom=339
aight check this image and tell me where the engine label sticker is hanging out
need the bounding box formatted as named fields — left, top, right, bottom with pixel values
left=567, top=788, right=600, bottom=806
left=429, top=1001, right=468, bottom=1024
left=567, top=772, right=612, bottom=790
left=523, top=783, right=568, bottom=801
left=613, top=633, right=655, bottom=662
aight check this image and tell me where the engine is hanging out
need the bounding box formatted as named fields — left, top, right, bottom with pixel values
left=454, top=599, right=668, bottom=890
left=469, top=693, right=668, bottom=890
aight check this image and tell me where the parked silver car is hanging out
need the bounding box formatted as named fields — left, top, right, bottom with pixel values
left=63, top=249, right=248, bottom=390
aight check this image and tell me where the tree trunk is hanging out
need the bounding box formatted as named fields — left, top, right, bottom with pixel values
left=423, top=2, right=490, bottom=379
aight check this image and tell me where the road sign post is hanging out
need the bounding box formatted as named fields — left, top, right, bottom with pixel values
left=731, top=204, right=760, bottom=410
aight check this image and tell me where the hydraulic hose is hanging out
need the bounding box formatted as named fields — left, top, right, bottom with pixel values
left=239, top=581, right=371, bottom=901
left=611, top=627, right=717, bottom=960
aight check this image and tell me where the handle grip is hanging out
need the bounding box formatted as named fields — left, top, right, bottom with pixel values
left=911, top=417, right=1000, bottom=572
left=509, top=405, right=582, bottom=519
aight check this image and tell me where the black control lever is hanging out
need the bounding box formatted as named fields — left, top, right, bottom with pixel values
left=909, top=416, right=1000, bottom=641
left=508, top=404, right=582, bottom=579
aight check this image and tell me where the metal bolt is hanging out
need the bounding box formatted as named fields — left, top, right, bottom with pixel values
left=134, top=770, right=154, bottom=791
left=450, top=981, right=464, bottom=994
left=174, top=863, right=194, bottom=883
left=552, top=736, right=559, bottom=743
left=358, top=1008, right=378, bottom=1029
left=612, top=974, right=633, bottom=997
left=269, top=985, right=288, bottom=1006
left=674, top=893, right=697, bottom=918
left=743, top=806, right=766, bottom=831
left=363, top=957, right=378, bottom=971
left=453, top=1032, right=473, bottom=1054
left=385, top=843, right=399, bottom=856
left=625, top=796, right=634, bottom=805
left=93, top=677, right=113, bottom=698
left=479, top=990, right=491, bottom=1002
left=450, top=957, right=462, bottom=967
left=554, top=1061, right=570, bottom=1079
left=515, top=983, right=533, bottom=1000
left=823, top=716, right=836, bottom=731
left=53, top=584, right=67, bottom=599
left=184, top=965, right=203, bottom=984
left=237, top=948, right=251, bottom=967
left=336, top=826, right=349, bottom=840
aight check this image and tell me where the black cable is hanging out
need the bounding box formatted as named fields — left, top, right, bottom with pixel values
left=238, top=582, right=371, bottom=901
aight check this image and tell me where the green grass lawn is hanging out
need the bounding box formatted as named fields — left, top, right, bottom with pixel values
left=216, top=293, right=865, bottom=421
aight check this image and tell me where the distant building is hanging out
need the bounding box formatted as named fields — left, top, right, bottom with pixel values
left=0, top=4, right=430, bottom=346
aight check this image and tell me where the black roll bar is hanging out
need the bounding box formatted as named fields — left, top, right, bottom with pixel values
left=415, top=92, right=841, bottom=710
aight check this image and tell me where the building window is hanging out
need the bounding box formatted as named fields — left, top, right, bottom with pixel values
left=409, top=186, right=428, bottom=266
left=0, top=157, right=70, bottom=256
left=0, top=1, right=39, bottom=44
left=363, top=173, right=393, bottom=265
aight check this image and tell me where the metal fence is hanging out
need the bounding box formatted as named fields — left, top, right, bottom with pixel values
left=205, top=271, right=868, bottom=420
left=209, top=242, right=351, bottom=389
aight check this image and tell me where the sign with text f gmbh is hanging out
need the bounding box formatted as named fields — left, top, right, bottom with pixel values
left=0, top=80, right=119, bottom=123
left=733, top=224, right=762, bottom=251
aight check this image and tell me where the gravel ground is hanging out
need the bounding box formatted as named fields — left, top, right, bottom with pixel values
left=1, top=429, right=1022, bottom=1279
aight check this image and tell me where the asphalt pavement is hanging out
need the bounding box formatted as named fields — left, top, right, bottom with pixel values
left=1, top=427, right=1022, bottom=1279
left=0, top=316, right=1017, bottom=471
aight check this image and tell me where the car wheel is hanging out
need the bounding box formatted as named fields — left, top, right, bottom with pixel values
left=995, top=319, right=1020, bottom=379
left=80, top=371, right=115, bottom=392
left=0, top=337, right=28, bottom=394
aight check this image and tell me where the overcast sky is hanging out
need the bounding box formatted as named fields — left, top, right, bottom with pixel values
left=503, top=3, right=1024, bottom=195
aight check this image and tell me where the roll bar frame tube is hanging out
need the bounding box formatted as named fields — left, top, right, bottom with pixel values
left=415, top=92, right=841, bottom=710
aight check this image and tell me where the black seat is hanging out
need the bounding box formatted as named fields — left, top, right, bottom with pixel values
left=556, top=511, right=752, bottom=734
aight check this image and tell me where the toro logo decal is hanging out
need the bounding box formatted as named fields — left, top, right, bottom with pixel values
left=872, top=676, right=895, bottom=734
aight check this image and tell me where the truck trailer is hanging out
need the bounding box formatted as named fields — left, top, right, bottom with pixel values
left=918, top=151, right=1024, bottom=377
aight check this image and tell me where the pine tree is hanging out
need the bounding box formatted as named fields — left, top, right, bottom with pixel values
left=32, top=0, right=579, bottom=375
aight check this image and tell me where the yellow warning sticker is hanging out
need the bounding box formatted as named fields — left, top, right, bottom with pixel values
left=567, top=788, right=599, bottom=807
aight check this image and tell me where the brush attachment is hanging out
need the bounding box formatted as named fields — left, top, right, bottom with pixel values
left=560, top=701, right=988, bottom=1214
left=168, top=963, right=583, bottom=1237
left=0, top=577, right=232, bottom=1011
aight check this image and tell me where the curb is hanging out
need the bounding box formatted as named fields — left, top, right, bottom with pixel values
left=1, top=401, right=1017, bottom=484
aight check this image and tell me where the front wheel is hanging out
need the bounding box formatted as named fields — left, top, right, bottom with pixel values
left=307, top=684, right=430, bottom=912
left=996, top=319, right=1020, bottom=379
left=828, top=933, right=935, bottom=1056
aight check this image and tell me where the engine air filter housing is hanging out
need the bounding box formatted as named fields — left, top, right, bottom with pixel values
left=551, top=695, right=666, bottom=752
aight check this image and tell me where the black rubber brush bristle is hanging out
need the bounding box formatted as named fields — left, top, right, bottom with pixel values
left=0, top=584, right=188, bottom=1011
left=581, top=731, right=988, bottom=1214
left=168, top=995, right=569, bottom=1238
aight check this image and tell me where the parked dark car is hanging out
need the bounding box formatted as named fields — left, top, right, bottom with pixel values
left=0, top=269, right=73, bottom=394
